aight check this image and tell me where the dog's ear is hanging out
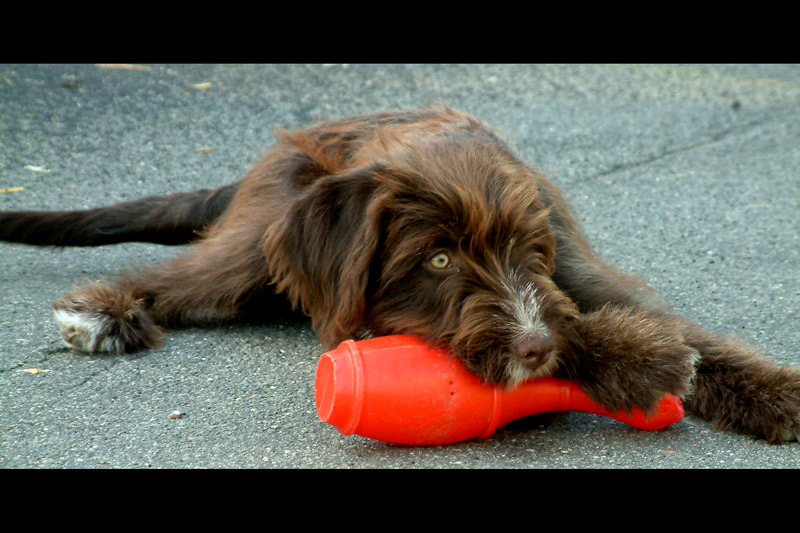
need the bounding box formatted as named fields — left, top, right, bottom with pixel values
left=264, top=167, right=382, bottom=348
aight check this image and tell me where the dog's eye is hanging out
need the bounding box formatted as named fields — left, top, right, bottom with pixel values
left=428, top=252, right=452, bottom=270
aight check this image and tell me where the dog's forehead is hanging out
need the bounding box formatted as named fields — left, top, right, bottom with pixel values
left=407, top=153, right=537, bottom=213
left=382, top=169, right=544, bottom=252
left=362, top=129, right=548, bottom=250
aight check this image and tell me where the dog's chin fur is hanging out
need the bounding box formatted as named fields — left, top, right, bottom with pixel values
left=7, top=106, right=800, bottom=443
left=501, top=350, right=562, bottom=389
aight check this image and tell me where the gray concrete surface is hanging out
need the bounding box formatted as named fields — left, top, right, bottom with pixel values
left=1, top=64, right=798, bottom=468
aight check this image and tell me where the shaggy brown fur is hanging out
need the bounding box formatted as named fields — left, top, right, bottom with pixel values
left=2, top=107, right=799, bottom=443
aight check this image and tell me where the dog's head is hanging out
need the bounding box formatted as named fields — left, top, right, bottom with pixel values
left=265, top=133, right=579, bottom=386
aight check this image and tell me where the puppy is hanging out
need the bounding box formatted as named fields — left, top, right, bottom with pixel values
left=2, top=107, right=798, bottom=442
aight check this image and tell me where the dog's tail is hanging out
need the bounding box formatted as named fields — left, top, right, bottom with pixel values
left=0, top=183, right=238, bottom=246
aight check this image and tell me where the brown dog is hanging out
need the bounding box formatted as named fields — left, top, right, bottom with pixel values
left=2, top=107, right=798, bottom=442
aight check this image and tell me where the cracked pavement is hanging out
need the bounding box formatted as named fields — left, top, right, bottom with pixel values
left=1, top=64, right=799, bottom=468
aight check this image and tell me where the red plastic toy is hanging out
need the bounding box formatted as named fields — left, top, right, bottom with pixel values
left=315, top=335, right=684, bottom=445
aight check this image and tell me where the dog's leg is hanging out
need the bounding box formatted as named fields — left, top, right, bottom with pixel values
left=537, top=177, right=800, bottom=442
left=679, top=323, right=800, bottom=442
left=554, top=250, right=800, bottom=442
left=52, top=222, right=274, bottom=354
left=557, top=305, right=698, bottom=414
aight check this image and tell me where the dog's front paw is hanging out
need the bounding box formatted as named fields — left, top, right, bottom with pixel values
left=722, top=386, right=800, bottom=444
left=681, top=331, right=800, bottom=444
left=52, top=285, right=162, bottom=354
left=564, top=305, right=698, bottom=414
left=711, top=367, right=800, bottom=444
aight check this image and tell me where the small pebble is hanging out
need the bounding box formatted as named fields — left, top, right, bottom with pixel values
left=168, top=410, right=185, bottom=420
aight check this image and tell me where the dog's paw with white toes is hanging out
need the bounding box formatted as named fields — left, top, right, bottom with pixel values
left=52, top=288, right=162, bottom=354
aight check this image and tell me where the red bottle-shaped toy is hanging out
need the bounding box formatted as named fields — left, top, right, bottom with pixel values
left=315, top=335, right=684, bottom=445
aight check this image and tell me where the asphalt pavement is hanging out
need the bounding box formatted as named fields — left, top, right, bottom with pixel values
left=1, top=64, right=798, bottom=468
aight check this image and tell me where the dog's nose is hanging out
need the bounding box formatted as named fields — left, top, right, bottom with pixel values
left=513, top=334, right=554, bottom=366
